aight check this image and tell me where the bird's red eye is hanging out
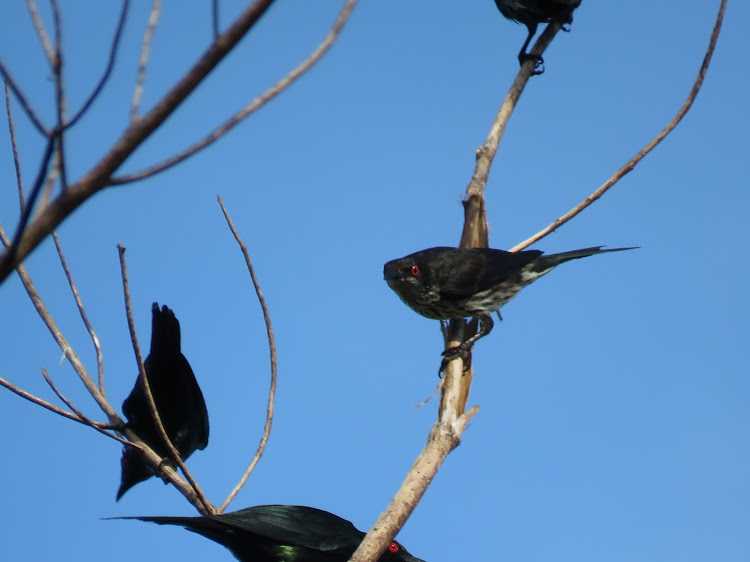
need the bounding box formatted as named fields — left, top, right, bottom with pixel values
left=388, top=542, right=400, bottom=553
left=409, top=264, right=420, bottom=277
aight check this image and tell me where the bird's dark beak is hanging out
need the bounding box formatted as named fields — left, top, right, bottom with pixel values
left=383, top=262, right=400, bottom=282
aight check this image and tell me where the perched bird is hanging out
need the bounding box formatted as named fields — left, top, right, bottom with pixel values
left=494, top=0, right=582, bottom=74
left=384, top=245, right=635, bottom=369
left=113, top=504, right=426, bottom=562
left=116, top=303, right=209, bottom=501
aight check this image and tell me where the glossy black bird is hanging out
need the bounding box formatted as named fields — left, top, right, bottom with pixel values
left=384, top=245, right=635, bottom=369
left=114, top=504, right=426, bottom=562
left=494, top=0, right=582, bottom=74
left=116, top=303, right=209, bottom=501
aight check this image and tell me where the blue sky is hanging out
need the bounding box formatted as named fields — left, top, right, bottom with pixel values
left=1, top=1, right=748, bottom=561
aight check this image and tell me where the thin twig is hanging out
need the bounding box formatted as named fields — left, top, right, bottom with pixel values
left=110, top=0, right=358, bottom=185
left=52, top=233, right=106, bottom=394
left=0, top=0, right=277, bottom=283
left=0, top=225, right=119, bottom=423
left=8, top=136, right=56, bottom=259
left=212, top=0, right=220, bottom=40
left=116, top=244, right=215, bottom=515
left=65, top=0, right=130, bottom=130
left=464, top=24, right=561, bottom=201
left=50, top=0, right=68, bottom=190
left=40, top=369, right=132, bottom=446
left=130, top=0, right=161, bottom=122
left=25, top=0, right=55, bottom=66
left=0, top=61, right=49, bottom=136
left=39, top=150, right=61, bottom=214
left=4, top=81, right=25, bottom=211
left=216, top=197, right=278, bottom=513
left=511, top=0, right=727, bottom=253
left=0, top=374, right=109, bottom=428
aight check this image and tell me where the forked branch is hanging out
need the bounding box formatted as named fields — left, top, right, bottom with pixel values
left=350, top=2, right=726, bottom=559
left=510, top=0, right=727, bottom=252
left=349, top=21, right=564, bottom=562
left=110, top=0, right=359, bottom=185
left=1, top=0, right=326, bottom=284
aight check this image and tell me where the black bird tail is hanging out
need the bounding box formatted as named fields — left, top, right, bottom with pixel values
left=116, top=447, right=153, bottom=501
left=114, top=514, right=205, bottom=527
left=150, top=303, right=181, bottom=357
left=109, top=514, right=230, bottom=545
left=531, top=246, right=638, bottom=273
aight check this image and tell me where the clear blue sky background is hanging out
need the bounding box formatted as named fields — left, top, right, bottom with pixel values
left=1, top=1, right=748, bottom=561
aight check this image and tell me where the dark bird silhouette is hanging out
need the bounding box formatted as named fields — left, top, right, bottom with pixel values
left=494, top=0, right=582, bottom=74
left=116, top=303, right=209, bottom=501
left=384, top=245, right=635, bottom=370
left=113, top=504, right=426, bottom=562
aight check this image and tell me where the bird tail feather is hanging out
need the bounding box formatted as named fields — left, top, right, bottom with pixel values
left=150, top=302, right=181, bottom=356
left=532, top=246, right=638, bottom=272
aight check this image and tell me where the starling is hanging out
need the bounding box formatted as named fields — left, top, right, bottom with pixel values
left=116, top=303, right=209, bottom=500
left=114, top=504, right=426, bottom=562
left=494, top=0, right=582, bottom=74
left=384, top=245, right=635, bottom=369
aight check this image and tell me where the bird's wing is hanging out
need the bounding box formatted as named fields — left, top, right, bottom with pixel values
left=175, top=353, right=210, bottom=450
left=219, top=505, right=360, bottom=552
left=438, top=248, right=542, bottom=300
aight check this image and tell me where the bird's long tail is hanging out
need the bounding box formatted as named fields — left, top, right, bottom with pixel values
left=150, top=302, right=181, bottom=355
left=531, top=246, right=638, bottom=273
left=112, top=514, right=202, bottom=526
left=107, top=514, right=229, bottom=544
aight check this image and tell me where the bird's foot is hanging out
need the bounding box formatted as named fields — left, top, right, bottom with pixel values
left=519, top=53, right=545, bottom=75
left=439, top=345, right=472, bottom=377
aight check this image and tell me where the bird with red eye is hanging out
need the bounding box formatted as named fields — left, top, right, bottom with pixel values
left=111, top=504, right=427, bottom=562
left=384, top=244, right=637, bottom=374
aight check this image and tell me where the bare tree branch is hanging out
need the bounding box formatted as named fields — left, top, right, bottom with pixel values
left=110, top=0, right=359, bottom=186
left=52, top=233, right=106, bottom=395
left=0, top=0, right=277, bottom=283
left=25, top=0, right=55, bottom=66
left=0, top=374, right=109, bottom=428
left=130, top=0, right=161, bottom=123
left=350, top=25, right=566, bottom=562
left=0, top=224, right=119, bottom=422
left=212, top=0, right=221, bottom=40
left=350, top=21, right=563, bottom=562
left=7, top=136, right=55, bottom=259
left=117, top=244, right=215, bottom=515
left=40, top=368, right=132, bottom=446
left=0, top=61, right=49, bottom=135
left=66, top=0, right=130, bottom=130
left=348, top=377, right=479, bottom=562
left=350, top=2, right=729, bottom=556
left=216, top=197, right=278, bottom=513
left=463, top=23, right=561, bottom=204
left=50, top=0, right=68, bottom=190
left=4, top=81, right=25, bottom=211
left=40, top=148, right=61, bottom=212
left=509, top=0, right=727, bottom=252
